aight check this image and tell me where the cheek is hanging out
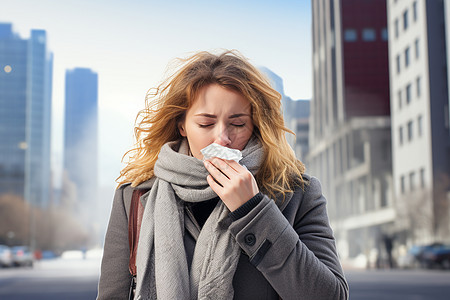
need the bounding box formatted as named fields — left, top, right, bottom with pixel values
left=186, top=126, right=212, bottom=152
left=232, top=125, right=254, bottom=150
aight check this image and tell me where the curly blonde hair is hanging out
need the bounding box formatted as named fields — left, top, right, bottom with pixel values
left=118, top=50, right=305, bottom=199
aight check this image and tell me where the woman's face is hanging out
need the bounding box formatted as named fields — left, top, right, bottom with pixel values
left=179, top=84, right=254, bottom=160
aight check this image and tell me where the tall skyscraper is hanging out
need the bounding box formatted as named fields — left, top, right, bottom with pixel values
left=0, top=23, right=53, bottom=207
left=388, top=0, right=450, bottom=243
left=309, top=0, right=393, bottom=260
left=64, top=68, right=98, bottom=218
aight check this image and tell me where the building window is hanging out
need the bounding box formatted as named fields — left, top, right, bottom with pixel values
left=395, top=19, right=399, bottom=38
left=405, top=47, right=410, bottom=67
left=418, top=115, right=423, bottom=136
left=344, top=29, right=357, bottom=42
left=406, top=83, right=412, bottom=104
left=409, top=171, right=415, bottom=191
left=413, top=1, right=417, bottom=22
left=416, top=76, right=421, bottom=98
left=362, top=28, right=376, bottom=41
left=420, top=168, right=425, bottom=188
left=398, top=90, right=402, bottom=109
left=363, top=28, right=376, bottom=41
left=381, top=28, right=388, bottom=41
left=396, top=55, right=401, bottom=74
left=399, top=126, right=404, bottom=145
left=400, top=175, right=405, bottom=194
left=403, top=10, right=409, bottom=30
left=407, top=120, right=413, bottom=141
left=415, top=38, right=419, bottom=59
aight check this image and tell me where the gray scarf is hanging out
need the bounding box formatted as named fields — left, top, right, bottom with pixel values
left=135, top=137, right=263, bottom=300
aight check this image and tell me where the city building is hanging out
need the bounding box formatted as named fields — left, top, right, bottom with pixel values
left=288, top=100, right=310, bottom=160
left=387, top=0, right=450, bottom=244
left=64, top=68, right=98, bottom=219
left=259, top=67, right=310, bottom=160
left=309, top=0, right=393, bottom=261
left=0, top=23, right=53, bottom=208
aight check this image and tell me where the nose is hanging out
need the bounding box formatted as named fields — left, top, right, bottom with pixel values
left=213, top=125, right=231, bottom=147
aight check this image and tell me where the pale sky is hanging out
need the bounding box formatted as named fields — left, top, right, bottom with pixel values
left=0, top=0, right=312, bottom=187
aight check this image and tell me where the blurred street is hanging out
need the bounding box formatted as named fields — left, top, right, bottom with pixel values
left=1, top=255, right=450, bottom=299
left=0, top=253, right=100, bottom=300
left=346, top=269, right=450, bottom=300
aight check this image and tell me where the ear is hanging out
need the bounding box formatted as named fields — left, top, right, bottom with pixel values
left=178, top=121, right=187, bottom=137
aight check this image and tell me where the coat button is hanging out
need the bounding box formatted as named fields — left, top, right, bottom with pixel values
left=244, top=233, right=256, bottom=246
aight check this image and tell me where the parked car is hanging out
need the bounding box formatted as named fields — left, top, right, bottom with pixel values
left=397, top=245, right=424, bottom=269
left=420, top=243, right=450, bottom=269
left=0, top=245, right=13, bottom=268
left=11, top=246, right=34, bottom=267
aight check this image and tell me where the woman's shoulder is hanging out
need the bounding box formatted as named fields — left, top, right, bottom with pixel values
left=291, top=173, right=324, bottom=200
left=115, top=177, right=156, bottom=203
left=113, top=177, right=156, bottom=218
left=117, top=177, right=156, bottom=193
left=282, top=174, right=321, bottom=204
left=134, top=177, right=157, bottom=190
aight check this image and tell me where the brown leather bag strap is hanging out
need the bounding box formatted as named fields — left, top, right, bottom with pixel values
left=128, top=189, right=148, bottom=276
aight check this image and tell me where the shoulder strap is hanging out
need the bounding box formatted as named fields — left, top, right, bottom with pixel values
left=128, top=188, right=148, bottom=276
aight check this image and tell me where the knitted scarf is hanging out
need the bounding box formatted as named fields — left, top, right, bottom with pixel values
left=134, top=137, right=263, bottom=300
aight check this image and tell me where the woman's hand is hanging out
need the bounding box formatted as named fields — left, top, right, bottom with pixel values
left=204, top=158, right=259, bottom=212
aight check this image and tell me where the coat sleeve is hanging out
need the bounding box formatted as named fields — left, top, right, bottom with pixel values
left=228, top=176, right=349, bottom=300
left=97, top=184, right=132, bottom=300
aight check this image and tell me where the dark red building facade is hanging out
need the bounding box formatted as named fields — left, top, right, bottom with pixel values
left=341, top=0, right=391, bottom=118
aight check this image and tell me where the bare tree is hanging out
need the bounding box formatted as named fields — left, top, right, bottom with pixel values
left=0, top=194, right=30, bottom=246
left=395, top=172, right=450, bottom=244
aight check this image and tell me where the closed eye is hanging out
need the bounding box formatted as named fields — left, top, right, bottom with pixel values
left=232, top=123, right=246, bottom=127
left=198, top=124, right=214, bottom=128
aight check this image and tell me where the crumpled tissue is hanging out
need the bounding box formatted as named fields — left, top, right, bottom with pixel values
left=200, top=143, right=243, bottom=162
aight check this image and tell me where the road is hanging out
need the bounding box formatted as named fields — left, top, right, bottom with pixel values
left=0, top=256, right=100, bottom=300
left=346, top=268, right=450, bottom=300
left=1, top=258, right=449, bottom=299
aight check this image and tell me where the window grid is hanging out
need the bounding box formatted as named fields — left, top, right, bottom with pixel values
left=416, top=76, right=421, bottom=98
left=403, top=10, right=409, bottom=31
left=409, top=172, right=415, bottom=191
left=382, top=28, right=388, bottom=41
left=406, top=83, right=412, bottom=104
left=362, top=28, right=376, bottom=41
left=400, top=175, right=405, bottom=194
left=415, top=39, right=419, bottom=59
left=417, top=115, right=423, bottom=137
left=407, top=120, right=413, bottom=141
left=405, top=47, right=410, bottom=67
left=413, top=1, right=417, bottom=22
left=344, top=29, right=357, bottom=42
left=420, top=168, right=425, bottom=188
left=395, top=19, right=399, bottom=38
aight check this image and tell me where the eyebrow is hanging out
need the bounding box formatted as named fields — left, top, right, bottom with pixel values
left=193, top=113, right=250, bottom=119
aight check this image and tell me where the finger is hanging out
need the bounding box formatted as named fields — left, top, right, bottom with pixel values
left=206, top=174, right=223, bottom=194
left=223, top=159, right=248, bottom=173
left=208, top=157, right=238, bottom=177
left=204, top=160, right=229, bottom=184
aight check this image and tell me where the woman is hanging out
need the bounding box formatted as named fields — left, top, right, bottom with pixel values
left=97, top=50, right=348, bottom=299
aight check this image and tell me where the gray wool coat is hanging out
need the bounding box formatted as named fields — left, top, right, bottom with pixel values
left=97, top=174, right=349, bottom=299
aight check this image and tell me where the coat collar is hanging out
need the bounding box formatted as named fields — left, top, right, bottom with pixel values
left=135, top=177, right=156, bottom=190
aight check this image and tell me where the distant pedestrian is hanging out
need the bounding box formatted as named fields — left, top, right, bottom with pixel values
left=97, top=50, right=348, bottom=299
left=384, top=234, right=394, bottom=269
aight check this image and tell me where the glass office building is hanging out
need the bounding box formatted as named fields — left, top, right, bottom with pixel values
left=0, top=23, right=53, bottom=207
left=64, top=68, right=98, bottom=217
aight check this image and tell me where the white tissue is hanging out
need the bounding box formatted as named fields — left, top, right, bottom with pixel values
left=200, top=143, right=243, bottom=162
